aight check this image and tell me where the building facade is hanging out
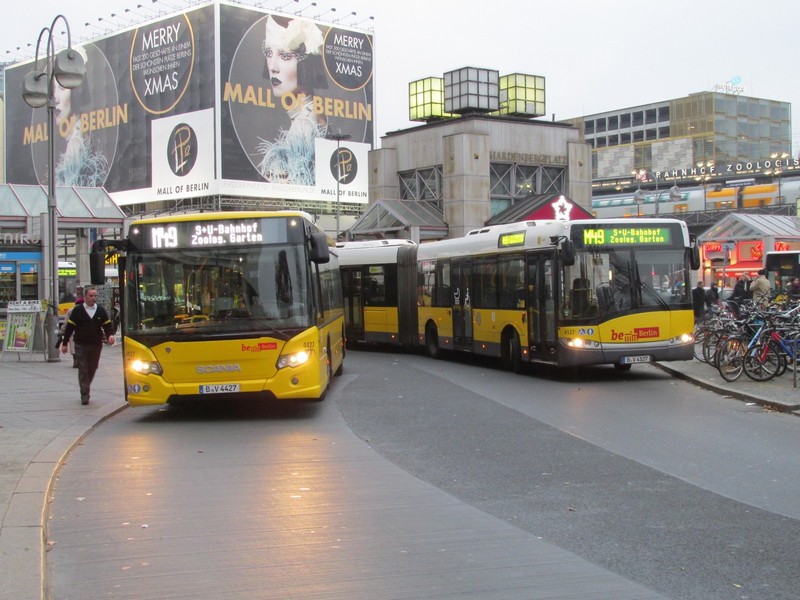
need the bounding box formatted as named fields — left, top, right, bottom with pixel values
left=359, top=66, right=591, bottom=241
left=565, top=91, right=792, bottom=192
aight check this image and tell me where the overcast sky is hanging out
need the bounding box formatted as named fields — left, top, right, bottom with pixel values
left=3, top=0, right=799, bottom=152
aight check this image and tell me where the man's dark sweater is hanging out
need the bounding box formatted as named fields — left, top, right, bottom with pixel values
left=62, top=304, right=115, bottom=346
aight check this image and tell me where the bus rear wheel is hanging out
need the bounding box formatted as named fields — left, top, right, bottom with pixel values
left=425, top=323, right=440, bottom=359
left=502, top=330, right=523, bottom=373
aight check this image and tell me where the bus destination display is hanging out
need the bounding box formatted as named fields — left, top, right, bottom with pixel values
left=136, top=218, right=296, bottom=250
left=581, top=226, right=672, bottom=246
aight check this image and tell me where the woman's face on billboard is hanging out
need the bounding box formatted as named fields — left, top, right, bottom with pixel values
left=54, top=83, right=72, bottom=125
left=264, top=45, right=300, bottom=98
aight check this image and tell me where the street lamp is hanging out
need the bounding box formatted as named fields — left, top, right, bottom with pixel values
left=330, top=131, right=351, bottom=240
left=633, top=169, right=681, bottom=216
left=22, top=15, right=86, bottom=362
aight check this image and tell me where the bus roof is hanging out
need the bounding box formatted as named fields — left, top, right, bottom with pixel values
left=337, top=239, right=417, bottom=266
left=129, top=210, right=318, bottom=225
left=416, top=218, right=689, bottom=261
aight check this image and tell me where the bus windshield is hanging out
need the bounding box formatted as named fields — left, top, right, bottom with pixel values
left=564, top=247, right=689, bottom=318
left=126, top=244, right=311, bottom=335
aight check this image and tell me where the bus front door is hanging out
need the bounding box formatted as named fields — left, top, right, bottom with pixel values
left=451, top=259, right=473, bottom=350
left=341, top=268, right=364, bottom=343
left=527, top=253, right=558, bottom=362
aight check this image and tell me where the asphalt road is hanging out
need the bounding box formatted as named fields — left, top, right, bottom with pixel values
left=46, top=349, right=800, bottom=599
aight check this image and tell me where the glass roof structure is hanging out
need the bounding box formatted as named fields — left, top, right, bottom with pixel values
left=0, top=184, right=125, bottom=229
left=348, top=199, right=448, bottom=241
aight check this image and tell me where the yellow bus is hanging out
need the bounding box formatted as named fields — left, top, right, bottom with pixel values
left=338, top=239, right=418, bottom=346
left=90, top=211, right=344, bottom=405
left=338, top=218, right=700, bottom=371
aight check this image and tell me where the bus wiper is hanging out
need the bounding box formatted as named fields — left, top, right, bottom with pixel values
left=637, top=279, right=669, bottom=308
left=248, top=318, right=293, bottom=340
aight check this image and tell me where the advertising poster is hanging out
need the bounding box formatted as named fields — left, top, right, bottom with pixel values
left=4, top=4, right=216, bottom=205
left=4, top=1, right=373, bottom=209
left=3, top=300, right=43, bottom=352
left=219, top=4, right=373, bottom=203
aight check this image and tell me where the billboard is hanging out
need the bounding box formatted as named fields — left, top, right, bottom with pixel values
left=4, top=1, right=373, bottom=208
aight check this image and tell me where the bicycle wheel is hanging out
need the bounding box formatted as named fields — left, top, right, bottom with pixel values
left=704, top=330, right=727, bottom=367
left=742, top=341, right=781, bottom=382
left=716, top=337, right=745, bottom=382
left=693, top=328, right=709, bottom=362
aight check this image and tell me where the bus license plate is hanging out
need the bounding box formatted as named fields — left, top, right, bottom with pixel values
left=620, top=355, right=651, bottom=364
left=199, top=384, right=240, bottom=394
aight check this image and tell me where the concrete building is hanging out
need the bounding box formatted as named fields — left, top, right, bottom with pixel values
left=360, top=67, right=591, bottom=241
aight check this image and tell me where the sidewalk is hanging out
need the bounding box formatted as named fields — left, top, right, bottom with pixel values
left=655, top=356, right=800, bottom=415
left=1, top=348, right=798, bottom=600
left=0, top=343, right=126, bottom=600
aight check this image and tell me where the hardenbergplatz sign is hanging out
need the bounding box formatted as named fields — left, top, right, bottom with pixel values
left=4, top=0, right=373, bottom=208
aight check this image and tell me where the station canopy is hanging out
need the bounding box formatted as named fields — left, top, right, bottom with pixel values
left=347, top=199, right=448, bottom=241
left=0, top=184, right=126, bottom=230
left=697, top=213, right=800, bottom=245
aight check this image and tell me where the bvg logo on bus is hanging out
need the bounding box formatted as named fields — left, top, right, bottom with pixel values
left=610, top=327, right=660, bottom=341
left=241, top=342, right=278, bottom=352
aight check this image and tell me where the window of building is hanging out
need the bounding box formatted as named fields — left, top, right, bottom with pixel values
left=584, top=120, right=595, bottom=134
left=608, top=115, right=618, bottom=130
left=596, top=117, right=606, bottom=133
left=489, top=162, right=566, bottom=217
left=607, top=134, right=618, bottom=147
left=621, top=132, right=631, bottom=145
left=645, top=108, right=657, bottom=124
left=399, top=166, right=443, bottom=209
left=633, top=130, right=644, bottom=143
left=596, top=137, right=607, bottom=148
left=620, top=113, right=631, bottom=128
left=646, top=129, right=657, bottom=141
left=658, top=126, right=670, bottom=138
left=658, top=106, right=669, bottom=121
left=490, top=163, right=513, bottom=197
left=632, top=111, right=643, bottom=126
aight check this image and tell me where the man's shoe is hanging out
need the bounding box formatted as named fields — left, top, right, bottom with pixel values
left=81, top=396, right=89, bottom=405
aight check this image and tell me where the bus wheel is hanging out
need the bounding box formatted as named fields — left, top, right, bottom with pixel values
left=335, top=328, right=345, bottom=376
left=425, top=323, right=440, bottom=359
left=502, top=330, right=523, bottom=373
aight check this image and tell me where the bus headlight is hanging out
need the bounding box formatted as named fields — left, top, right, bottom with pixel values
left=130, top=359, right=163, bottom=375
left=276, top=350, right=311, bottom=369
left=562, top=337, right=601, bottom=349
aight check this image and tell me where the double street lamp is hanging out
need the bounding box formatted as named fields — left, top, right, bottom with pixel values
left=632, top=169, right=681, bottom=216
left=22, top=15, right=86, bottom=362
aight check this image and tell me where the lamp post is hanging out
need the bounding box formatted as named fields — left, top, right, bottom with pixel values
left=22, top=15, right=86, bottom=362
left=330, top=131, right=351, bottom=240
left=633, top=169, right=681, bottom=217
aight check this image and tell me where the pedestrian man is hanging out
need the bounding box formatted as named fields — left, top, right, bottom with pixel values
left=705, top=281, right=721, bottom=310
left=750, top=268, right=772, bottom=306
left=692, top=280, right=706, bottom=321
left=60, top=286, right=116, bottom=405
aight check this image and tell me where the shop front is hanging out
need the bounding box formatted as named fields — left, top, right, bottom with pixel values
left=0, top=184, right=126, bottom=320
left=697, top=213, right=800, bottom=291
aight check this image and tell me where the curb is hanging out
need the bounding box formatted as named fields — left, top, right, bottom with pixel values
left=3, top=400, right=128, bottom=600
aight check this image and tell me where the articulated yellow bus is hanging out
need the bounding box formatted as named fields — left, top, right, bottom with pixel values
left=338, top=218, right=700, bottom=370
left=91, top=211, right=344, bottom=405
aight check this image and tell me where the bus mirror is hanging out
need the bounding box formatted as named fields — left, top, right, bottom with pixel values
left=690, top=245, right=701, bottom=270
left=89, top=251, right=106, bottom=285
left=310, top=232, right=331, bottom=264
left=561, top=239, right=576, bottom=266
